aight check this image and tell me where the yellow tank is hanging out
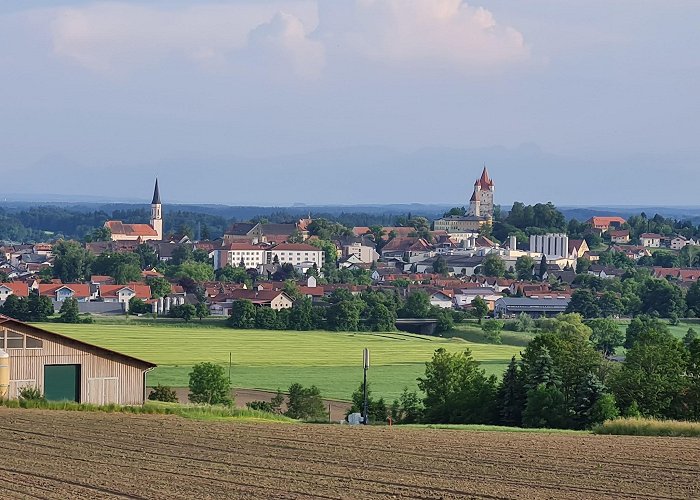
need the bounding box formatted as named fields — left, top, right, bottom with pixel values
left=0, top=349, right=9, bottom=400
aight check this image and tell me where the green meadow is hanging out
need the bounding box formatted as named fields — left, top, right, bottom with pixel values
left=43, top=321, right=521, bottom=401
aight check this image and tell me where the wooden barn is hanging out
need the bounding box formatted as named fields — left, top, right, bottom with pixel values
left=0, top=315, right=155, bottom=405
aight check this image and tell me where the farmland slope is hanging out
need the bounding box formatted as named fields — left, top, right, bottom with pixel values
left=0, top=409, right=697, bottom=499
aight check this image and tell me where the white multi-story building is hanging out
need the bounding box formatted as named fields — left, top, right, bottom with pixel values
left=266, top=243, right=324, bottom=268
left=530, top=234, right=569, bottom=259
left=213, top=243, right=267, bottom=270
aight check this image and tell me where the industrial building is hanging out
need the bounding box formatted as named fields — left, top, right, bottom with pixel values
left=0, top=315, right=155, bottom=404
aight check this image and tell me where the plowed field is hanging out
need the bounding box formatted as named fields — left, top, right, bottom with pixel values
left=0, top=409, right=698, bottom=499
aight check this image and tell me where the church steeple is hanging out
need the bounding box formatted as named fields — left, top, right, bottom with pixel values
left=151, top=178, right=161, bottom=205
left=150, top=178, right=163, bottom=240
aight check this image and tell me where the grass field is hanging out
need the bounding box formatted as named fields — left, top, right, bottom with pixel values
left=43, top=321, right=521, bottom=401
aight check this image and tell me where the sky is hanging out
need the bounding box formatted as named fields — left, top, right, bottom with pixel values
left=0, top=0, right=698, bottom=206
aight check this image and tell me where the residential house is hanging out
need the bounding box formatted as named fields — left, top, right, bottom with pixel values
left=609, top=230, right=630, bottom=244
left=99, top=284, right=152, bottom=310
left=652, top=267, right=700, bottom=283
left=339, top=236, right=379, bottom=264
left=428, top=290, right=453, bottom=309
left=588, top=265, right=626, bottom=279
left=640, top=233, right=662, bottom=248
left=0, top=282, right=30, bottom=302
left=453, top=287, right=502, bottom=311
left=609, top=244, right=651, bottom=261
left=338, top=254, right=365, bottom=269
left=37, top=284, right=93, bottom=302
left=209, top=290, right=294, bottom=316
left=670, top=236, right=698, bottom=251
left=586, top=216, right=627, bottom=233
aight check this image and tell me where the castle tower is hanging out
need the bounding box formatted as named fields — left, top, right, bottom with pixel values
left=468, top=166, right=494, bottom=219
left=150, top=178, right=163, bottom=240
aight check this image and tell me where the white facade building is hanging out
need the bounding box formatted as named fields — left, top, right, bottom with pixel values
left=213, top=244, right=267, bottom=270
left=530, top=233, right=569, bottom=259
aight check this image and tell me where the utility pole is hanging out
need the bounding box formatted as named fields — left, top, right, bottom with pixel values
left=362, top=348, right=370, bottom=425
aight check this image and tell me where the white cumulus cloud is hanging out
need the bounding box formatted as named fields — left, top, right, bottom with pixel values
left=315, top=0, right=529, bottom=69
left=44, top=0, right=528, bottom=77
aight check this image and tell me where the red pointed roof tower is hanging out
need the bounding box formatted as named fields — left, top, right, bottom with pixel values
left=477, top=166, right=494, bottom=190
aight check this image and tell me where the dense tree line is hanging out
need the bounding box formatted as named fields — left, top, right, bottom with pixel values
left=386, top=314, right=700, bottom=428
left=227, top=289, right=456, bottom=334
left=566, top=269, right=700, bottom=320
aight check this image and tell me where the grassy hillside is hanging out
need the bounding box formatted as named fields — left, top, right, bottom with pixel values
left=43, top=322, right=521, bottom=401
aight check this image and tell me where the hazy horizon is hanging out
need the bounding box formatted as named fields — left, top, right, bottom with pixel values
left=0, top=1, right=698, bottom=206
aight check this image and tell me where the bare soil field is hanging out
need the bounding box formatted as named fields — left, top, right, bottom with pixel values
left=0, top=408, right=698, bottom=499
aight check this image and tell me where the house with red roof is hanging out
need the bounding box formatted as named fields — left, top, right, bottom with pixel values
left=0, top=282, right=30, bottom=302
left=38, top=284, right=93, bottom=302
left=99, top=284, right=152, bottom=309
left=586, top=216, right=626, bottom=233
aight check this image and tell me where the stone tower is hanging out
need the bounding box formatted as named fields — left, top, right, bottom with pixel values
left=150, top=178, right=163, bottom=240
left=468, top=166, right=494, bottom=219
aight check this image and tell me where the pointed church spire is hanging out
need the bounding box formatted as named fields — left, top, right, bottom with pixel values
left=151, top=178, right=161, bottom=205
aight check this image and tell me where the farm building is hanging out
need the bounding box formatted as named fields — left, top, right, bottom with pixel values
left=494, top=297, right=570, bottom=318
left=0, top=315, right=155, bottom=404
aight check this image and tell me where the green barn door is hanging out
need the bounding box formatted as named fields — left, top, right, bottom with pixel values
left=44, top=365, right=80, bottom=402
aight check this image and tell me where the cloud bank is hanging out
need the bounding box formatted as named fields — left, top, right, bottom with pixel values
left=47, top=0, right=529, bottom=77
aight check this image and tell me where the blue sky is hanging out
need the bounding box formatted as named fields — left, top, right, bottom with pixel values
left=0, top=1, right=698, bottom=206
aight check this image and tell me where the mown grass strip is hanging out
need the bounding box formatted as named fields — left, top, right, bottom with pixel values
left=402, top=423, right=589, bottom=434
left=594, top=417, right=700, bottom=437
left=0, top=399, right=293, bottom=423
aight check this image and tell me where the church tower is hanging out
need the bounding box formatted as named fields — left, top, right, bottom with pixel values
left=468, top=166, right=494, bottom=219
left=150, top=178, right=163, bottom=240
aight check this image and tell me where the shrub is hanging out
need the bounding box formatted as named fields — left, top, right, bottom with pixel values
left=18, top=387, right=45, bottom=402
left=285, top=383, right=326, bottom=421
left=188, top=362, right=233, bottom=406
left=148, top=384, right=178, bottom=403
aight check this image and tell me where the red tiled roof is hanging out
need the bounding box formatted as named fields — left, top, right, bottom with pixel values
left=0, top=282, right=29, bottom=297
left=105, top=221, right=158, bottom=237
left=640, top=233, right=662, bottom=239
left=100, top=284, right=151, bottom=300
left=38, top=283, right=91, bottom=298
left=298, top=286, right=324, bottom=297
left=587, top=216, right=626, bottom=227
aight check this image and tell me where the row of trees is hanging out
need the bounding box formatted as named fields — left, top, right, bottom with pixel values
left=372, top=314, right=700, bottom=428
left=227, top=288, right=456, bottom=333
left=0, top=295, right=90, bottom=324
left=567, top=270, right=700, bottom=319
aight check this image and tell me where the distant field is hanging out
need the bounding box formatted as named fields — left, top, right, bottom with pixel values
left=43, top=322, right=520, bottom=401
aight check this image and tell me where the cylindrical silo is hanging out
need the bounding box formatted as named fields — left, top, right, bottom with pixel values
left=0, top=349, right=9, bottom=400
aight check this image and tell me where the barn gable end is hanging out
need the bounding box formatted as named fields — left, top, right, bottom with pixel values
left=0, top=316, right=155, bottom=405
